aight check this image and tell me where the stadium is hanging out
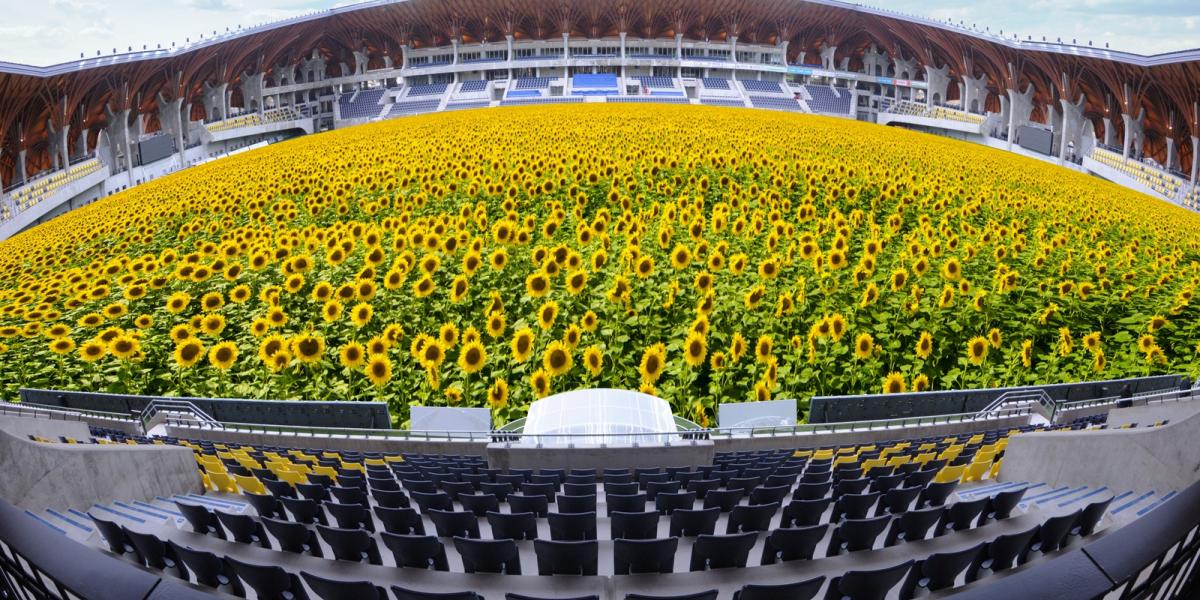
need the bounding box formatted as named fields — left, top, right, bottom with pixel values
left=1, top=0, right=1199, bottom=599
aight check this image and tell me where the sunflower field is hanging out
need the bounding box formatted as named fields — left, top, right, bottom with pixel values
left=1, top=104, right=1199, bottom=427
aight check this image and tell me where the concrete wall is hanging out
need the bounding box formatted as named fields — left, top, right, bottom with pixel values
left=1001, top=403, right=1200, bottom=494
left=0, top=423, right=201, bottom=511
left=0, top=413, right=91, bottom=442
left=1104, top=399, right=1200, bottom=429
left=711, top=414, right=1030, bottom=453
left=164, top=425, right=489, bottom=456
left=488, top=441, right=715, bottom=471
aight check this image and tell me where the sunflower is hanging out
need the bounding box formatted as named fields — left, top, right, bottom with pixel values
left=537, top=300, right=559, bottom=331
left=201, top=292, right=224, bottom=311
left=49, top=338, right=76, bottom=355
left=413, top=276, right=435, bottom=297
left=322, top=300, right=343, bottom=323
left=828, top=314, right=847, bottom=341
left=730, top=333, right=747, bottom=363
left=581, top=310, right=598, bottom=332
left=103, top=302, right=128, bottom=319
left=200, top=313, right=226, bottom=336
left=490, top=249, right=509, bottom=270
left=753, top=381, right=771, bottom=401
left=542, top=341, right=573, bottom=377
left=266, top=306, right=288, bottom=327
left=882, top=372, right=906, bottom=394
left=1082, top=332, right=1102, bottom=353
left=173, top=339, right=204, bottom=368
left=109, top=335, right=140, bottom=360
left=912, top=373, right=931, bottom=392
left=1093, top=350, right=1107, bottom=372
left=345, top=302, right=372, bottom=328
left=449, top=275, right=469, bottom=303
left=45, top=324, right=71, bottom=339
left=670, top=244, right=691, bottom=270
left=77, top=312, right=104, bottom=328
left=966, top=336, right=989, bottom=365
left=634, top=256, right=654, bottom=279
left=916, top=332, right=934, bottom=360
left=683, top=332, right=707, bottom=367
left=208, top=342, right=238, bottom=370
left=482, top=312, right=506, bottom=339
left=853, top=333, right=874, bottom=360
left=525, top=272, right=551, bottom=297
left=339, top=342, right=366, bottom=369
left=755, top=335, right=773, bottom=363
left=439, top=323, right=459, bottom=348
left=1147, top=315, right=1167, bottom=332
left=292, top=333, right=326, bottom=363
left=365, top=355, right=392, bottom=387
left=529, top=368, right=552, bottom=399
left=565, top=270, right=587, bottom=294
left=942, top=257, right=962, bottom=281
left=1021, top=339, right=1034, bottom=368
left=488, top=379, right=509, bottom=409
left=367, top=335, right=390, bottom=357
left=987, top=328, right=1002, bottom=348
left=258, top=335, right=287, bottom=363
left=583, top=346, right=603, bottom=377
left=165, top=292, right=190, bottom=314
left=170, top=324, right=193, bottom=344
left=458, top=341, right=487, bottom=374
left=639, top=343, right=667, bottom=383
left=133, top=314, right=153, bottom=329
left=229, top=284, right=252, bottom=303
left=250, top=318, right=270, bottom=337
left=420, top=339, right=446, bottom=368
left=79, top=340, right=106, bottom=362
left=511, top=328, right=535, bottom=362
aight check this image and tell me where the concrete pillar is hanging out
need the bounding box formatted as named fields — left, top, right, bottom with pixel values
left=400, top=45, right=409, bottom=69
left=1191, top=136, right=1198, bottom=184
left=1166, top=138, right=1176, bottom=171
left=619, top=32, right=627, bottom=80
left=1103, top=117, right=1115, bottom=147
left=675, top=34, right=683, bottom=79
left=1006, top=86, right=1034, bottom=150
left=16, top=149, right=27, bottom=184
left=1059, top=94, right=1086, bottom=163
left=452, top=39, right=459, bottom=65
left=730, top=35, right=738, bottom=63
left=76, top=125, right=88, bottom=158
left=157, top=93, right=186, bottom=168
left=240, top=71, right=265, bottom=114
left=1046, top=103, right=1063, bottom=156
left=923, top=64, right=950, bottom=107
left=563, top=33, right=570, bottom=79
left=619, top=32, right=626, bottom=59
left=1121, top=111, right=1145, bottom=159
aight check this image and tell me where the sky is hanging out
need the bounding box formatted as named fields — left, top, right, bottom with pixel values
left=0, top=0, right=1196, bottom=67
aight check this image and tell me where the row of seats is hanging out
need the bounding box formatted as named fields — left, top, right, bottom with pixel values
left=740, top=80, right=784, bottom=94
left=457, top=80, right=488, bottom=93
left=804, top=85, right=852, bottom=115
left=387, top=100, right=442, bottom=118
left=700, top=78, right=730, bottom=90
left=337, top=88, right=387, bottom=119
left=748, top=96, right=802, bottom=112
left=405, top=83, right=448, bottom=97
left=514, top=78, right=554, bottom=90
left=2, top=157, right=104, bottom=221
left=635, top=77, right=675, bottom=89
left=1090, top=146, right=1184, bottom=198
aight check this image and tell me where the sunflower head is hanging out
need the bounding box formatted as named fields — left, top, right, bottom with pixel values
left=967, top=336, right=990, bottom=365
left=853, top=333, right=874, bottom=360
left=458, top=341, right=487, bottom=374
left=882, top=372, right=906, bottom=394
left=365, top=355, right=393, bottom=387
left=174, top=340, right=204, bottom=368
left=208, top=342, right=238, bottom=370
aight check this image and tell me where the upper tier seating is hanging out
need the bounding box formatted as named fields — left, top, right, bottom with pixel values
left=748, top=96, right=802, bottom=112
left=804, top=85, right=852, bottom=115
left=700, top=78, right=731, bottom=90
left=337, top=88, right=387, bottom=120
left=740, top=80, right=784, bottom=94
left=636, top=77, right=675, bottom=89
left=514, top=78, right=553, bottom=90
left=572, top=74, right=619, bottom=96
left=457, top=80, right=488, bottom=93
left=1089, top=146, right=1185, bottom=198
left=4, top=158, right=104, bottom=222
left=406, top=83, right=449, bottom=98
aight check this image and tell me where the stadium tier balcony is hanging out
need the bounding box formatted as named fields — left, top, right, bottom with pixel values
left=337, top=88, right=387, bottom=120
left=571, top=74, right=619, bottom=96
left=457, top=80, right=488, bottom=93
left=1089, top=147, right=1185, bottom=198
left=700, top=78, right=731, bottom=90
left=700, top=99, right=747, bottom=108
left=635, top=76, right=676, bottom=90
left=406, top=83, right=449, bottom=98
left=740, top=80, right=784, bottom=94
left=3, top=158, right=104, bottom=222
left=804, top=85, right=852, bottom=115
left=749, top=95, right=803, bottom=112
left=608, top=96, right=690, bottom=104
left=386, top=100, right=442, bottom=118
left=514, top=77, right=553, bottom=90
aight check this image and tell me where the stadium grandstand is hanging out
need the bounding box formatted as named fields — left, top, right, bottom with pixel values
left=0, top=1, right=1199, bottom=599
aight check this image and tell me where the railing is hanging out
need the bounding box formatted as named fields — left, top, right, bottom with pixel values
left=1, top=401, right=134, bottom=423
left=137, top=398, right=219, bottom=431
left=950, top=479, right=1200, bottom=599
left=163, top=405, right=1032, bottom=445
left=0, top=497, right=213, bottom=600
left=1056, top=387, right=1200, bottom=414
left=976, top=389, right=1056, bottom=421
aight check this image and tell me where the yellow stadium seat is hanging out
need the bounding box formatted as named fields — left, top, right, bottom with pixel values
left=277, top=470, right=308, bottom=487
left=364, top=458, right=387, bottom=467
left=811, top=450, right=833, bottom=460
left=916, top=443, right=936, bottom=453
left=793, top=450, right=814, bottom=458
left=340, top=462, right=365, bottom=473
left=886, top=455, right=911, bottom=468
left=202, top=461, right=228, bottom=475
left=312, top=465, right=339, bottom=479
left=860, top=458, right=886, bottom=473
left=961, top=461, right=991, bottom=483
left=914, top=452, right=936, bottom=466
left=201, top=473, right=212, bottom=491
left=208, top=472, right=239, bottom=494
left=234, top=475, right=267, bottom=495
left=321, top=452, right=340, bottom=460
left=833, top=455, right=858, bottom=467
left=990, top=459, right=1003, bottom=479
left=934, top=464, right=966, bottom=484
left=384, top=455, right=405, bottom=463
left=973, top=451, right=996, bottom=465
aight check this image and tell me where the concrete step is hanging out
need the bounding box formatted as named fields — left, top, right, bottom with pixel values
left=42, top=508, right=94, bottom=542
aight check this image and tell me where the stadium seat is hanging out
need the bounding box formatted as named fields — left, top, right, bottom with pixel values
left=393, top=586, right=480, bottom=600
left=761, top=524, right=829, bottom=564
left=557, top=494, right=597, bottom=514
left=234, top=474, right=267, bottom=495
left=303, top=571, right=386, bottom=600
left=215, top=510, right=270, bottom=547
left=90, top=514, right=136, bottom=556
left=509, top=493, right=550, bottom=517
left=227, top=557, right=308, bottom=600
left=411, top=491, right=454, bottom=512
left=325, top=501, right=373, bottom=531
left=316, top=524, right=382, bottom=564
left=124, top=528, right=180, bottom=572
left=329, top=485, right=366, bottom=505
left=669, top=507, right=720, bottom=537
left=280, top=496, right=327, bottom=525
left=782, top=497, right=833, bottom=527
left=455, top=537, right=522, bottom=574
left=611, top=510, right=660, bottom=540
left=175, top=501, right=226, bottom=538
left=975, top=525, right=1040, bottom=574
left=689, top=531, right=759, bottom=571
left=655, top=491, right=696, bottom=515
left=487, top=511, right=539, bottom=540
left=625, top=591, right=717, bottom=600
left=726, top=502, right=779, bottom=533
left=1032, top=510, right=1080, bottom=554
left=1072, top=496, right=1115, bottom=537
left=429, top=509, right=481, bottom=538
left=371, top=488, right=410, bottom=509
left=938, top=497, right=988, bottom=534
left=884, top=505, right=944, bottom=546
left=380, top=532, right=450, bottom=570
left=549, top=511, right=597, bottom=541
left=825, top=560, right=914, bottom=600
left=733, top=576, right=825, bottom=600
left=262, top=516, right=323, bottom=557
left=701, top=489, right=743, bottom=512
left=901, top=542, right=984, bottom=596
left=168, top=542, right=242, bottom=593
left=918, top=481, right=958, bottom=507
left=614, top=537, right=679, bottom=574
left=607, top=493, right=647, bottom=514
left=828, top=515, right=892, bottom=555
left=534, top=539, right=599, bottom=575
left=244, top=491, right=284, bottom=519
left=834, top=492, right=881, bottom=521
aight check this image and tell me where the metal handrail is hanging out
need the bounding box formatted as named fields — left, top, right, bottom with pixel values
left=138, top=399, right=219, bottom=429
left=163, top=405, right=1033, bottom=444
left=7, top=401, right=135, bottom=422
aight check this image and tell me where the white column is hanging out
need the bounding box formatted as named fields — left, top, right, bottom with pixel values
left=619, top=32, right=627, bottom=81
left=1121, top=113, right=1134, bottom=159
left=1006, top=89, right=1018, bottom=151
left=563, top=33, right=570, bottom=79
left=505, top=35, right=514, bottom=80
left=400, top=45, right=409, bottom=69
left=1191, top=136, right=1199, bottom=184
left=1103, top=117, right=1115, bottom=147
left=452, top=39, right=459, bottom=65
left=675, top=34, right=683, bottom=79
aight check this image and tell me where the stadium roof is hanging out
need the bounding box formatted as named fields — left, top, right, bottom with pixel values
left=1, top=0, right=1198, bottom=184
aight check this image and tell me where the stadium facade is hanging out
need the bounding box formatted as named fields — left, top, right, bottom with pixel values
left=0, top=0, right=1199, bottom=238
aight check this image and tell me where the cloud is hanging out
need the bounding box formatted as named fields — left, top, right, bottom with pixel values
left=184, top=0, right=239, bottom=10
